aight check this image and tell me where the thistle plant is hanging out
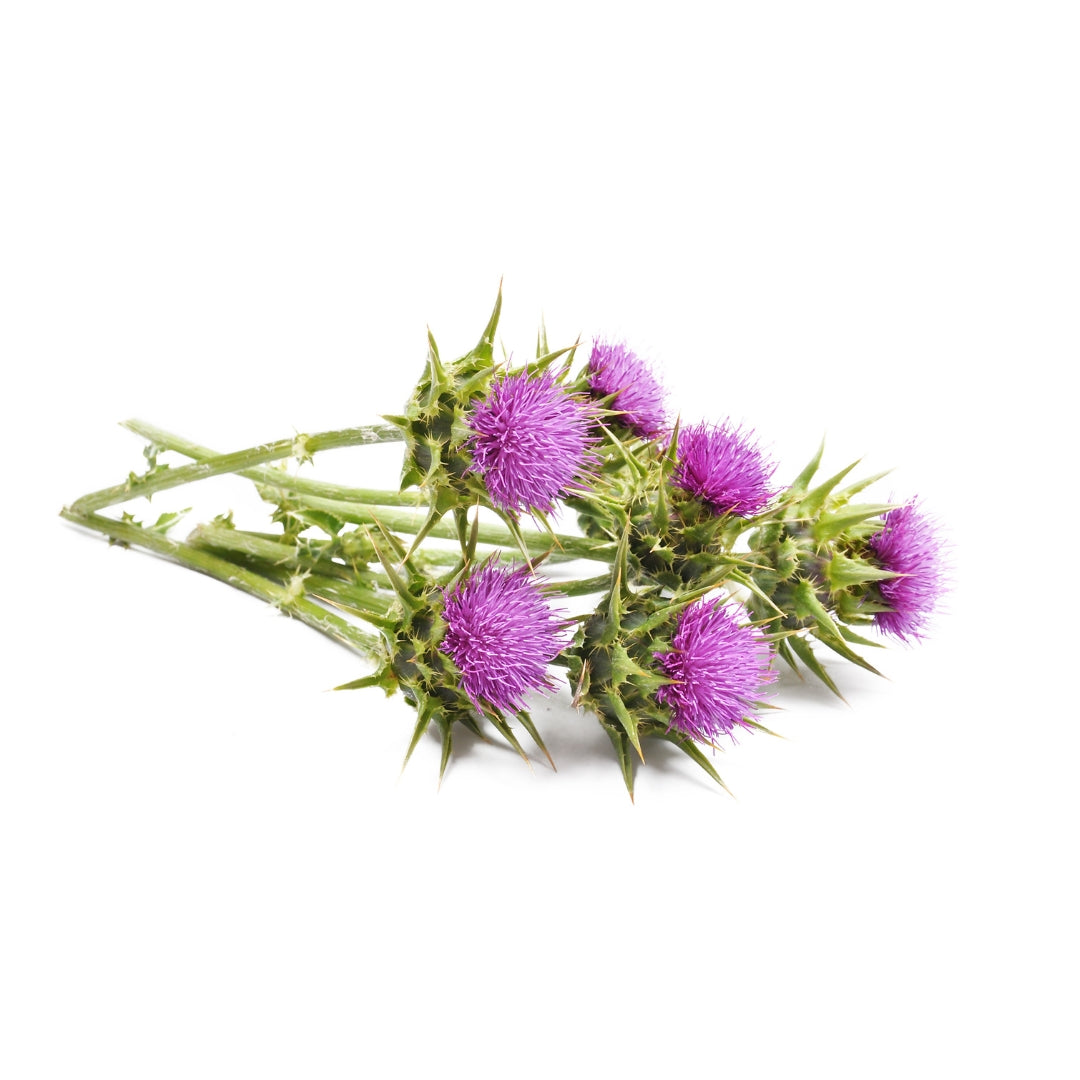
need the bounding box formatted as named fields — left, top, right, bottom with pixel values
left=383, top=290, right=597, bottom=559
left=563, top=532, right=778, bottom=798
left=333, top=531, right=566, bottom=784
left=61, top=286, right=948, bottom=799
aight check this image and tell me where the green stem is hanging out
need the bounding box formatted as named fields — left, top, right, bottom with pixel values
left=119, top=419, right=615, bottom=562
left=301, top=576, right=396, bottom=626
left=186, top=524, right=324, bottom=567
left=185, top=527, right=398, bottom=622
left=185, top=525, right=467, bottom=599
left=123, top=420, right=421, bottom=508
left=206, top=527, right=466, bottom=572
left=190, top=521, right=610, bottom=602
left=545, top=572, right=614, bottom=597
left=266, top=493, right=616, bottom=562
left=61, top=508, right=385, bottom=661
left=70, top=422, right=404, bottom=514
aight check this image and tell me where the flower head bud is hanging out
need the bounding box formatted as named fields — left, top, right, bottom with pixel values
left=360, top=527, right=567, bottom=780
left=586, top=340, right=668, bottom=440
left=390, top=292, right=503, bottom=499
left=608, top=425, right=770, bottom=592
left=567, top=537, right=775, bottom=798
left=654, top=598, right=775, bottom=743
left=738, top=445, right=951, bottom=692
left=440, top=558, right=570, bottom=713
left=867, top=499, right=947, bottom=642
left=466, top=369, right=598, bottom=517
left=672, top=421, right=776, bottom=518
left=389, top=291, right=599, bottom=559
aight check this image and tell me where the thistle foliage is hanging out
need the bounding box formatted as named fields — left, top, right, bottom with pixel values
left=62, top=287, right=947, bottom=800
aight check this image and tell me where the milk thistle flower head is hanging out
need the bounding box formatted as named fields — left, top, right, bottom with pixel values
left=466, top=369, right=596, bottom=516
left=672, top=421, right=776, bottom=517
left=655, top=598, right=776, bottom=742
left=587, top=340, right=668, bottom=439
left=439, top=560, right=569, bottom=714
left=868, top=499, right=947, bottom=642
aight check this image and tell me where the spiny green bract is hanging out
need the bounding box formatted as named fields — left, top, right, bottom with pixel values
left=567, top=588, right=673, bottom=741
left=571, top=425, right=756, bottom=593
left=340, top=527, right=552, bottom=784
left=744, top=443, right=898, bottom=694
left=563, top=547, right=734, bottom=801
left=383, top=286, right=588, bottom=559
left=386, top=294, right=501, bottom=505
left=625, top=490, right=751, bottom=591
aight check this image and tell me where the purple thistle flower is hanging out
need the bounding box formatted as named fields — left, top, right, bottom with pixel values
left=672, top=421, right=776, bottom=517
left=587, top=340, right=668, bottom=439
left=655, top=598, right=776, bottom=743
left=466, top=369, right=596, bottom=516
left=868, top=499, right=947, bottom=642
left=440, top=561, right=570, bottom=714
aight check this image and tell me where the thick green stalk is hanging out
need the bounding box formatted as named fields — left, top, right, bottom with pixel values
left=546, top=573, right=614, bottom=597
left=185, top=525, right=397, bottom=621
left=267, top=493, right=616, bottom=562
left=122, top=419, right=422, bottom=508
left=190, top=522, right=612, bottom=603
left=119, top=419, right=616, bottom=562
left=194, top=525, right=609, bottom=601
left=185, top=526, right=532, bottom=594
left=187, top=524, right=322, bottom=566
left=193, top=527, right=465, bottom=573
left=301, top=577, right=396, bottom=625
left=61, top=508, right=385, bottom=661
left=71, top=423, right=404, bottom=514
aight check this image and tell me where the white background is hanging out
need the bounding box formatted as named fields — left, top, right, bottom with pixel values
left=3, top=3, right=1077, bottom=1077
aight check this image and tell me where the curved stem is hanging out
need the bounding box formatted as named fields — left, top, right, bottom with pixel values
left=61, top=508, right=385, bottom=661
left=123, top=419, right=421, bottom=508
left=267, top=493, right=616, bottom=562
left=70, top=422, right=404, bottom=514
left=119, top=419, right=616, bottom=561
left=190, top=521, right=611, bottom=604
left=543, top=572, right=613, bottom=597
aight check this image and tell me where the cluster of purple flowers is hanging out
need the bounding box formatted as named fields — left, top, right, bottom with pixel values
left=438, top=557, right=786, bottom=743
left=63, top=296, right=951, bottom=799
left=439, top=558, right=780, bottom=748
left=459, top=333, right=937, bottom=703
left=465, top=345, right=777, bottom=522
left=445, top=334, right=947, bottom=753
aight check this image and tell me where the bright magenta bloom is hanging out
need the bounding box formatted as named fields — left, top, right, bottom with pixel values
left=655, top=599, right=775, bottom=742
left=587, top=340, right=668, bottom=439
left=440, top=561, right=569, bottom=713
left=672, top=421, right=776, bottom=517
left=868, top=500, right=947, bottom=642
left=466, top=370, right=596, bottom=516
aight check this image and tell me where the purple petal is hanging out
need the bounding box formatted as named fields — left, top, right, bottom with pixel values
left=440, top=561, right=569, bottom=713
left=587, top=340, right=668, bottom=439
left=868, top=500, right=947, bottom=642
left=467, top=370, right=597, bottom=516
left=672, top=421, right=776, bottom=517
left=655, top=598, right=775, bottom=742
